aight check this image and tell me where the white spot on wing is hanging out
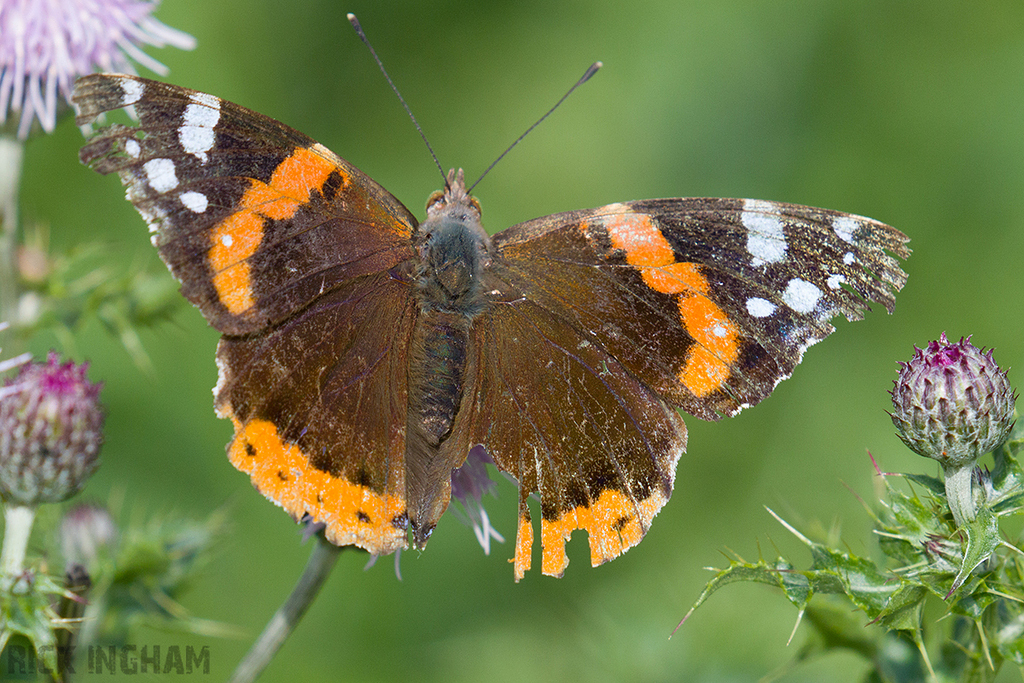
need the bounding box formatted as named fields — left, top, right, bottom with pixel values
left=782, top=278, right=822, bottom=314
left=741, top=199, right=787, bottom=266
left=826, top=273, right=845, bottom=290
left=119, top=78, right=145, bottom=106
left=143, top=158, right=178, bottom=192
left=190, top=91, right=220, bottom=110
left=221, top=234, right=233, bottom=247
left=843, top=252, right=856, bottom=265
left=213, top=354, right=231, bottom=413
left=746, top=297, right=776, bottom=318
left=179, top=93, right=221, bottom=163
left=832, top=215, right=859, bottom=243
left=125, top=138, right=141, bottom=158
left=180, top=191, right=209, bottom=213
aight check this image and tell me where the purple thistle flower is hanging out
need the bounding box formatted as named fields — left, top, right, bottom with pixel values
left=0, top=0, right=195, bottom=138
left=450, top=446, right=504, bottom=555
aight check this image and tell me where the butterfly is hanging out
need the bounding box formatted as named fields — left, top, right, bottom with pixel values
left=73, top=73, right=908, bottom=579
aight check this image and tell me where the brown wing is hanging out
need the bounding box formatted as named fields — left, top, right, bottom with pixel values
left=472, top=197, right=907, bottom=577
left=75, top=74, right=420, bottom=555
left=216, top=272, right=416, bottom=556
left=453, top=290, right=686, bottom=579
left=492, top=198, right=909, bottom=420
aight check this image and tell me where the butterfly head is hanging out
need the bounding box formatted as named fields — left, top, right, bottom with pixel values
left=414, top=169, right=492, bottom=313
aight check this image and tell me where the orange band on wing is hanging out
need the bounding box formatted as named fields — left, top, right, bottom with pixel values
left=228, top=416, right=407, bottom=556
left=522, top=488, right=666, bottom=578
left=677, top=295, right=740, bottom=397
left=513, top=513, right=534, bottom=581
left=210, top=211, right=262, bottom=314
left=261, top=146, right=342, bottom=220
left=640, top=261, right=707, bottom=295
left=604, top=213, right=673, bottom=267
left=595, top=211, right=740, bottom=397
left=208, top=146, right=349, bottom=315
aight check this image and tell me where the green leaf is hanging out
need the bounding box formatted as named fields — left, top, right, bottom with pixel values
left=874, top=584, right=927, bottom=632
left=0, top=571, right=70, bottom=675
left=948, top=585, right=998, bottom=619
left=903, top=473, right=946, bottom=497
left=949, top=506, right=1000, bottom=595
left=682, top=557, right=808, bottom=622
left=769, top=509, right=896, bottom=618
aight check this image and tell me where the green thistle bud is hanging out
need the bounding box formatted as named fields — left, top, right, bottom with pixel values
left=0, top=353, right=104, bottom=506
left=890, top=334, right=1017, bottom=527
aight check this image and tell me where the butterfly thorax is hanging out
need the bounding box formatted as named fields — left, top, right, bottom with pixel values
left=413, top=169, right=492, bottom=315
left=406, top=169, right=492, bottom=547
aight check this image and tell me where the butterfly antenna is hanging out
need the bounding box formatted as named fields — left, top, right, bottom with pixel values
left=348, top=13, right=448, bottom=186
left=468, top=61, right=602, bottom=193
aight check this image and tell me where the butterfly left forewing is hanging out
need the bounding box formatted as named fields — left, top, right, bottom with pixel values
left=74, top=74, right=417, bottom=336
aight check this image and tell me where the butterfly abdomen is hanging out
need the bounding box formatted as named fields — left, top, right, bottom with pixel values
left=407, top=310, right=470, bottom=448
left=405, top=308, right=473, bottom=546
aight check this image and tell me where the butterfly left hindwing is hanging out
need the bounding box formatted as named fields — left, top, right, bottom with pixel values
left=73, top=73, right=909, bottom=579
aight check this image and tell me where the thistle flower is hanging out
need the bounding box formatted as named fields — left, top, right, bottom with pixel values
left=890, top=334, right=1016, bottom=527
left=0, top=0, right=195, bottom=138
left=0, top=352, right=104, bottom=507
left=450, top=446, right=504, bottom=555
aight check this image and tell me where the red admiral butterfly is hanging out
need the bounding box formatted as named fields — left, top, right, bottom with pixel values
left=73, top=73, right=908, bottom=579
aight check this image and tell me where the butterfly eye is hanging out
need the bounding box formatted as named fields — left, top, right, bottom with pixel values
left=426, top=190, right=445, bottom=212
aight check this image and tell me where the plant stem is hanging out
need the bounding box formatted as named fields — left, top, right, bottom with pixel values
left=944, top=464, right=976, bottom=529
left=227, top=536, right=345, bottom=683
left=0, top=504, right=36, bottom=585
left=0, top=136, right=23, bottom=330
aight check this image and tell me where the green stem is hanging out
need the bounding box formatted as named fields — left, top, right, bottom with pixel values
left=0, top=136, right=22, bottom=330
left=943, top=464, right=976, bottom=530
left=0, top=504, right=36, bottom=584
left=55, top=564, right=92, bottom=683
left=227, top=536, right=345, bottom=683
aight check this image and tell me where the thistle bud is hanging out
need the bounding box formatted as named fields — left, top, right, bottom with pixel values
left=0, top=353, right=104, bottom=506
left=891, top=334, right=1015, bottom=466
left=59, top=502, right=118, bottom=569
left=890, top=334, right=1016, bottom=526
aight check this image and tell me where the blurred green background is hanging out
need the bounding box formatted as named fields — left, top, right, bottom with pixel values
left=13, top=0, right=1024, bottom=680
